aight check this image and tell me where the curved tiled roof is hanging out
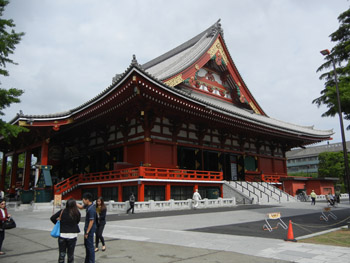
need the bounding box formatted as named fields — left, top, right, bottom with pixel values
left=9, top=20, right=333, bottom=141
left=185, top=90, right=333, bottom=138
left=139, top=67, right=333, bottom=138
left=143, top=21, right=220, bottom=80
left=10, top=56, right=141, bottom=124
left=142, top=20, right=222, bottom=73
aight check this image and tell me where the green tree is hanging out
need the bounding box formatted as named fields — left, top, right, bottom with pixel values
left=0, top=0, right=27, bottom=141
left=318, top=151, right=345, bottom=190
left=313, top=7, right=350, bottom=129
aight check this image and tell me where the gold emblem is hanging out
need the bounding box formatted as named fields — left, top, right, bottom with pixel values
left=207, top=39, right=229, bottom=65
left=249, top=101, right=261, bottom=115
left=164, top=74, right=184, bottom=87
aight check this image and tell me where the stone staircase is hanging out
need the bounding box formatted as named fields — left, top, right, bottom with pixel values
left=223, top=181, right=297, bottom=204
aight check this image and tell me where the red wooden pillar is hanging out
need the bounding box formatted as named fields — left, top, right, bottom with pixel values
left=41, top=140, right=49, bottom=165
left=165, top=183, right=171, bottom=200
left=257, top=157, right=261, bottom=173
left=118, top=184, right=123, bottom=202
left=271, top=157, right=275, bottom=174
left=97, top=185, right=102, bottom=198
left=144, top=112, right=151, bottom=166
left=283, top=158, right=287, bottom=175
left=9, top=153, right=18, bottom=194
left=23, top=150, right=32, bottom=190
left=172, top=144, right=177, bottom=167
left=123, top=146, right=128, bottom=163
left=138, top=182, right=144, bottom=202
left=220, top=184, right=224, bottom=198
left=0, top=155, right=7, bottom=191
left=144, top=137, right=151, bottom=166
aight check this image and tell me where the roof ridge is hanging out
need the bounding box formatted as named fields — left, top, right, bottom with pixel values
left=142, top=19, right=222, bottom=70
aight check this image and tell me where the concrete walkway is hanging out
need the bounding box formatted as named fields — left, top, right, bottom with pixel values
left=1, top=201, right=350, bottom=263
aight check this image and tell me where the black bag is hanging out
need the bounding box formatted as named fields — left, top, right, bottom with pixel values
left=3, top=218, right=16, bottom=230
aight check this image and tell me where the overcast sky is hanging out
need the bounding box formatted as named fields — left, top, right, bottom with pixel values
left=2, top=0, right=349, bottom=145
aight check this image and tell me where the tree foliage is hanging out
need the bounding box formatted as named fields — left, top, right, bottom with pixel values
left=0, top=0, right=26, bottom=140
left=318, top=151, right=345, bottom=182
left=313, top=7, right=350, bottom=129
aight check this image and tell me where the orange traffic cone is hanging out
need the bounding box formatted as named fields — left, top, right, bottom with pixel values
left=284, top=220, right=297, bottom=242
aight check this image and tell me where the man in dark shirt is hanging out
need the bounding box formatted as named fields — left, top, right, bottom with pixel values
left=126, top=193, right=135, bottom=214
left=82, top=193, right=96, bottom=263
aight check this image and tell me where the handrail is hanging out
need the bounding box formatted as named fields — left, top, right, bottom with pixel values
left=54, top=167, right=223, bottom=196
left=232, top=181, right=260, bottom=203
left=258, top=182, right=295, bottom=202
left=252, top=182, right=281, bottom=202
left=246, top=181, right=278, bottom=202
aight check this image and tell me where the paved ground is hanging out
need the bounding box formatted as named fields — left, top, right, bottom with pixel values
left=1, top=228, right=288, bottom=263
left=1, top=201, right=350, bottom=263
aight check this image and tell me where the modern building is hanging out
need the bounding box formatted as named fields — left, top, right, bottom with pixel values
left=286, top=141, right=350, bottom=175
left=0, top=20, right=333, bottom=202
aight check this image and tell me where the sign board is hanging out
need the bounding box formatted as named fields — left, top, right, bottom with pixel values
left=267, top=212, right=281, bottom=219
left=54, top=194, right=62, bottom=206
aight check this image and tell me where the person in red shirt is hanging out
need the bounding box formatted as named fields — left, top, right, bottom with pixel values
left=0, top=199, right=11, bottom=255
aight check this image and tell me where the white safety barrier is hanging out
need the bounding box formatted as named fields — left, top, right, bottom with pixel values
left=316, top=193, right=349, bottom=201
left=7, top=197, right=236, bottom=212
left=109, top=198, right=236, bottom=213
left=262, top=212, right=288, bottom=232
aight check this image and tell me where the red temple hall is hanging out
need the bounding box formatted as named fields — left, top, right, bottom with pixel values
left=0, top=20, right=333, bottom=202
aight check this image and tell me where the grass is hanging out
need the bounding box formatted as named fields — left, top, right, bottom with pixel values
left=299, top=228, right=350, bottom=247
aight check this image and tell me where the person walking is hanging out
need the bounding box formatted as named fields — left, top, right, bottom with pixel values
left=328, top=192, right=335, bottom=206
left=192, top=189, right=202, bottom=209
left=0, top=199, right=11, bottom=255
left=50, top=199, right=81, bottom=263
left=310, top=190, right=317, bottom=205
left=126, top=193, right=135, bottom=214
left=95, top=197, right=107, bottom=252
left=82, top=193, right=96, bottom=263
left=335, top=188, right=341, bottom=203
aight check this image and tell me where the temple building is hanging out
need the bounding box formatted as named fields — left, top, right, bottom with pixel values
left=0, top=20, right=333, bottom=202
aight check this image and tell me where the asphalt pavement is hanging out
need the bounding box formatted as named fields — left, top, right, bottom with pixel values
left=189, top=207, right=350, bottom=240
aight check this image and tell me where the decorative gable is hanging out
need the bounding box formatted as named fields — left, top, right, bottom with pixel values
left=162, top=34, right=264, bottom=115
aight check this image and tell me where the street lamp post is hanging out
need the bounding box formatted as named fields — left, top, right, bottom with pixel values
left=320, top=49, right=350, bottom=203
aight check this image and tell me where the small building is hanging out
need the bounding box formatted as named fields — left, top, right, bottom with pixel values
left=286, top=141, right=350, bottom=176
left=0, top=20, right=332, bottom=202
left=282, top=177, right=338, bottom=196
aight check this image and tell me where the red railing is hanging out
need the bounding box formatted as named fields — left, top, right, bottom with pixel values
left=245, top=173, right=262, bottom=182
left=261, top=173, right=283, bottom=183
left=54, top=167, right=140, bottom=195
left=140, top=167, right=223, bottom=181
left=245, top=172, right=284, bottom=183
left=54, top=167, right=223, bottom=195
